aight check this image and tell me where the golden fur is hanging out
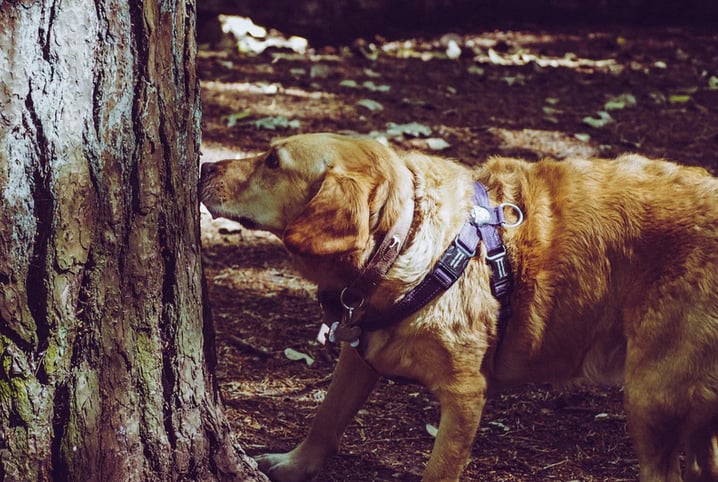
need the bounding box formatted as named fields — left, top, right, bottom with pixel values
left=199, top=133, right=718, bottom=482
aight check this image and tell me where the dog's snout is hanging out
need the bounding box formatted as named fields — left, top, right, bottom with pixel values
left=200, top=162, right=219, bottom=179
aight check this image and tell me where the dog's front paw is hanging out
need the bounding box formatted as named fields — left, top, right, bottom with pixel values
left=255, top=450, right=321, bottom=482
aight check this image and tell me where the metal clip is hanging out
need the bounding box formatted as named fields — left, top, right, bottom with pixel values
left=340, top=287, right=366, bottom=311
left=471, top=205, right=492, bottom=226
left=499, top=203, right=524, bottom=228
left=323, top=287, right=365, bottom=347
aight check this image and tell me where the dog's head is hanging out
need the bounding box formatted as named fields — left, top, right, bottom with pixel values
left=200, top=133, right=411, bottom=258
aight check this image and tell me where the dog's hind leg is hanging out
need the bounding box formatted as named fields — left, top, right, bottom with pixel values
left=623, top=352, right=685, bottom=482
left=255, top=345, right=379, bottom=482
left=624, top=401, right=683, bottom=481
left=686, top=417, right=718, bottom=482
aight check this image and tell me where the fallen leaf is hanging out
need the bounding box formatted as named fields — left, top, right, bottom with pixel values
left=362, top=81, right=391, bottom=92
left=339, top=79, right=358, bottom=88
left=445, top=40, right=462, bottom=59
left=503, top=74, right=526, bottom=86
left=488, top=48, right=505, bottom=64
left=488, top=421, right=511, bottom=432
left=668, top=94, right=691, bottom=104
left=582, top=111, right=613, bottom=128
left=359, top=43, right=379, bottom=61
left=401, top=97, right=428, bottom=107
left=284, top=348, right=314, bottom=366
left=250, top=116, right=301, bottom=130
left=542, top=106, right=561, bottom=115
left=357, top=99, right=384, bottom=112
left=574, top=133, right=592, bottom=142
left=310, top=64, right=331, bottom=79
left=426, top=138, right=451, bottom=150
left=385, top=122, right=432, bottom=137
left=604, top=93, right=637, bottom=110
left=225, top=110, right=252, bottom=128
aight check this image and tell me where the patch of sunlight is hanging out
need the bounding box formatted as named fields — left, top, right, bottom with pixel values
left=474, top=49, right=621, bottom=74
left=218, top=15, right=308, bottom=55
left=489, top=127, right=599, bottom=160
left=212, top=265, right=296, bottom=291
left=201, top=78, right=350, bottom=127
left=381, top=30, right=624, bottom=74
left=200, top=79, right=337, bottom=101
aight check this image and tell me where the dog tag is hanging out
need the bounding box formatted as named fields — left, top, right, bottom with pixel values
left=328, top=322, right=361, bottom=348
left=316, top=323, right=331, bottom=345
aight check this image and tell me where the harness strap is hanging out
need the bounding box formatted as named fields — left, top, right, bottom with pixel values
left=346, top=195, right=415, bottom=296
left=361, top=182, right=516, bottom=332
left=318, top=181, right=521, bottom=347
left=473, top=184, right=516, bottom=342
left=316, top=194, right=414, bottom=346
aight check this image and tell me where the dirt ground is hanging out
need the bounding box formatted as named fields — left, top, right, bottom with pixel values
left=198, top=23, right=718, bottom=481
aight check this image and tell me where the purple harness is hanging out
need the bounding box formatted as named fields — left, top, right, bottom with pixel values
left=317, top=181, right=523, bottom=348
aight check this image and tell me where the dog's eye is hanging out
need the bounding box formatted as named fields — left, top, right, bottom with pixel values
left=265, top=152, right=280, bottom=169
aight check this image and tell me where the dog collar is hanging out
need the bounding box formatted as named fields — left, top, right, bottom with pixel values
left=316, top=194, right=415, bottom=346
left=317, top=182, right=522, bottom=348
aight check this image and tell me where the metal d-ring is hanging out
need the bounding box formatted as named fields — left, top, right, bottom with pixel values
left=499, top=202, right=524, bottom=228
left=340, top=287, right=366, bottom=311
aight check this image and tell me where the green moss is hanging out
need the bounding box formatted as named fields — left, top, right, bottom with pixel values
left=135, top=330, right=162, bottom=387
left=0, top=379, right=12, bottom=408
left=11, top=378, right=38, bottom=425
left=61, top=366, right=101, bottom=469
left=42, top=342, right=60, bottom=378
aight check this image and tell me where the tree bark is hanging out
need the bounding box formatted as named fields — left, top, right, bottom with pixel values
left=0, top=1, right=266, bottom=481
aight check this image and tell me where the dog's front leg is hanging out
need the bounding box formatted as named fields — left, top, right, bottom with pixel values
left=422, top=380, right=488, bottom=482
left=256, top=345, right=379, bottom=482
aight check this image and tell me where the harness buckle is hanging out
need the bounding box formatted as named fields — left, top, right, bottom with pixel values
left=433, top=237, right=475, bottom=289
left=485, top=247, right=508, bottom=275
left=485, top=247, right=512, bottom=297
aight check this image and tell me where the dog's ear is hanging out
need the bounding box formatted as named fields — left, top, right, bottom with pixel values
left=283, top=168, right=371, bottom=256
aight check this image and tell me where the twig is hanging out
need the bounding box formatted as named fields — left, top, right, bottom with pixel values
left=539, top=458, right=570, bottom=471
left=226, top=334, right=273, bottom=357
left=223, top=373, right=333, bottom=402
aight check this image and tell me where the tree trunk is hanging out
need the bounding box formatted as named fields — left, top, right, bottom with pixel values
left=0, top=1, right=266, bottom=481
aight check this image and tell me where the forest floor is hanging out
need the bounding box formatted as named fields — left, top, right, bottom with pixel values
left=198, top=22, right=718, bottom=481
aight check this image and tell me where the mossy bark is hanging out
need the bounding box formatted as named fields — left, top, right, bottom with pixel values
left=0, top=1, right=266, bottom=481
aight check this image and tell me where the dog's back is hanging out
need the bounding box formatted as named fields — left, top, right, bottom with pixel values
left=480, top=154, right=718, bottom=481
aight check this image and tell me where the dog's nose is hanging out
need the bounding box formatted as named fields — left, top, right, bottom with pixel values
left=200, top=162, right=218, bottom=179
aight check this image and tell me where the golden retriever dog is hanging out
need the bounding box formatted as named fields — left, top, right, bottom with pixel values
left=199, top=133, right=718, bottom=482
